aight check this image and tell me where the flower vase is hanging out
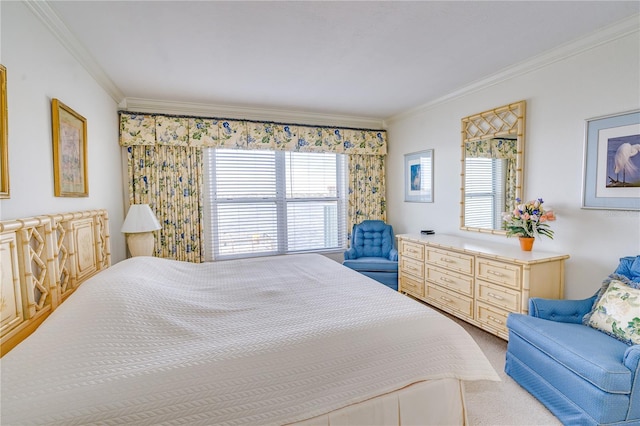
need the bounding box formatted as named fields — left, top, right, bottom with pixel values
left=519, top=237, right=535, bottom=251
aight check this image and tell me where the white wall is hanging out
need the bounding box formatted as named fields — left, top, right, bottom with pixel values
left=2, top=1, right=638, bottom=281
left=386, top=32, right=640, bottom=299
left=1, top=1, right=126, bottom=262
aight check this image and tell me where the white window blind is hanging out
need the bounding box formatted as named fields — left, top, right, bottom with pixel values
left=203, top=148, right=347, bottom=260
left=464, top=157, right=506, bottom=229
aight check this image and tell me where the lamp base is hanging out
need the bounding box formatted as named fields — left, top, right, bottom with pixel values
left=126, top=232, right=155, bottom=257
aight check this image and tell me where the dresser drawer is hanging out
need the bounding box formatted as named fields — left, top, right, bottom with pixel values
left=396, top=233, right=568, bottom=341
left=476, top=301, right=510, bottom=336
left=400, top=273, right=424, bottom=298
left=426, top=284, right=473, bottom=318
left=476, top=279, right=520, bottom=311
left=401, top=256, right=424, bottom=279
left=476, top=258, right=521, bottom=289
left=426, top=248, right=474, bottom=275
left=426, top=265, right=473, bottom=297
left=400, top=240, right=425, bottom=261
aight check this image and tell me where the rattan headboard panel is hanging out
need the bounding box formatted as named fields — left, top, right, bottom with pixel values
left=0, top=209, right=111, bottom=356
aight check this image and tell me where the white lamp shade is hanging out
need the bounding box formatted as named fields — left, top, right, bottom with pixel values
left=121, top=204, right=161, bottom=233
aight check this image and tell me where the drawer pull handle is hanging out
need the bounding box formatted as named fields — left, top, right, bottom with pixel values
left=440, top=257, right=454, bottom=263
left=487, top=270, right=504, bottom=277
left=487, top=315, right=503, bottom=325
left=440, top=277, right=452, bottom=283
left=440, top=296, right=452, bottom=303
left=487, top=292, right=504, bottom=300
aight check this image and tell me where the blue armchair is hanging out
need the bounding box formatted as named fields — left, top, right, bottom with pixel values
left=505, top=256, right=640, bottom=425
left=343, top=220, right=398, bottom=291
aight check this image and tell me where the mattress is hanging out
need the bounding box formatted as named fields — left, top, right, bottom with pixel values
left=0, top=254, right=498, bottom=425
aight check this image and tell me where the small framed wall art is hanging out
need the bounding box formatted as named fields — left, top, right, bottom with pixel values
left=582, top=109, right=640, bottom=210
left=51, top=98, right=88, bottom=197
left=0, top=64, right=9, bottom=198
left=404, top=149, right=433, bottom=203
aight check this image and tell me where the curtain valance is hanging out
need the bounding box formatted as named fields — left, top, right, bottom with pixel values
left=119, top=112, right=387, bottom=155
left=464, top=138, right=517, bottom=160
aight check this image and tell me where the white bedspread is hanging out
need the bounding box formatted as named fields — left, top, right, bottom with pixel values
left=1, top=254, right=498, bottom=425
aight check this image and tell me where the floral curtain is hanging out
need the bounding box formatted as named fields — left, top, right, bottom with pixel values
left=125, top=144, right=203, bottom=262
left=120, top=113, right=387, bottom=155
left=465, top=138, right=518, bottom=211
left=120, top=112, right=387, bottom=260
left=347, top=154, right=386, bottom=243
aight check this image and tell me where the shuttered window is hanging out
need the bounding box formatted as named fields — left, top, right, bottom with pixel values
left=203, top=148, right=347, bottom=260
left=464, top=157, right=506, bottom=229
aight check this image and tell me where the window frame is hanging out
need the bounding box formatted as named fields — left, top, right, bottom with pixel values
left=464, top=157, right=507, bottom=230
left=203, top=148, right=347, bottom=261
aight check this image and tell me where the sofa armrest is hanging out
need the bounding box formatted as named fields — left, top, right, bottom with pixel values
left=528, top=295, right=598, bottom=324
left=624, top=345, right=640, bottom=372
left=624, top=345, right=640, bottom=420
left=388, top=248, right=398, bottom=262
left=344, top=248, right=357, bottom=260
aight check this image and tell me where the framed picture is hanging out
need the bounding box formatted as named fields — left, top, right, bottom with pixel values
left=52, top=99, right=88, bottom=197
left=0, top=64, right=8, bottom=198
left=404, top=149, right=433, bottom=202
left=582, top=109, right=640, bottom=210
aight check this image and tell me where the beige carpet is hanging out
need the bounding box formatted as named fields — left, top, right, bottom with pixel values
left=449, top=315, right=562, bottom=426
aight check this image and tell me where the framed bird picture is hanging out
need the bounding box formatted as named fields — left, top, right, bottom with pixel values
left=582, top=109, right=640, bottom=210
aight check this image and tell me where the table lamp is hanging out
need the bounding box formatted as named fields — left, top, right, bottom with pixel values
left=121, top=204, right=161, bottom=257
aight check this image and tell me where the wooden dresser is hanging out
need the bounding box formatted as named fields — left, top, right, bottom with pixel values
left=397, top=234, right=569, bottom=340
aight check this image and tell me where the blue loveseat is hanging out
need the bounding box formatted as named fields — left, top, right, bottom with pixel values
left=343, top=220, right=398, bottom=291
left=505, top=256, right=640, bottom=425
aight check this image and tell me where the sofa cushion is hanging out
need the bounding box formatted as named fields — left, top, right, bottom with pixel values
left=587, top=279, right=640, bottom=345
left=343, top=257, right=398, bottom=273
left=507, top=314, right=632, bottom=394
left=583, top=274, right=640, bottom=324
left=614, top=255, right=640, bottom=282
left=351, top=221, right=394, bottom=258
left=582, top=256, right=640, bottom=325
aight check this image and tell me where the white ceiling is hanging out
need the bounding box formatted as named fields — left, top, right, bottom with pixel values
left=46, top=1, right=639, bottom=121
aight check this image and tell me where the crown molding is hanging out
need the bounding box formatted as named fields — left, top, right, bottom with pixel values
left=27, top=0, right=637, bottom=128
left=384, top=13, right=640, bottom=126
left=24, top=0, right=124, bottom=103
left=28, top=0, right=382, bottom=129
left=120, top=97, right=386, bottom=129
left=28, top=0, right=381, bottom=129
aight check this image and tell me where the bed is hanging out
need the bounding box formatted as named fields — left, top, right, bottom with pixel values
left=0, top=209, right=499, bottom=425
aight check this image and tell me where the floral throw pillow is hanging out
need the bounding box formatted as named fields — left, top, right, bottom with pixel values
left=587, top=279, right=640, bottom=345
left=583, top=274, right=640, bottom=324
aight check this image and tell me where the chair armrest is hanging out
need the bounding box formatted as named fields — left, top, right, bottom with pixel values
left=388, top=248, right=398, bottom=262
left=528, top=295, right=598, bottom=324
left=344, top=248, right=357, bottom=260
left=624, top=345, right=640, bottom=419
left=624, top=345, right=640, bottom=372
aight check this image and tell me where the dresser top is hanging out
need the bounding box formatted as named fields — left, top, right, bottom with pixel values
left=397, top=233, right=570, bottom=265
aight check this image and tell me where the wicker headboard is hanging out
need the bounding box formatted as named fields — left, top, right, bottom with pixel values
left=0, top=209, right=111, bottom=356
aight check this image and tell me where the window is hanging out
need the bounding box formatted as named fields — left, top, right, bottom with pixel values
left=203, top=148, right=347, bottom=260
left=464, top=157, right=506, bottom=229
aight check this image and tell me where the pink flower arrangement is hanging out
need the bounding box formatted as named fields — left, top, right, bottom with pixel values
left=502, top=198, right=556, bottom=239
